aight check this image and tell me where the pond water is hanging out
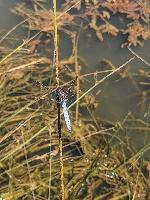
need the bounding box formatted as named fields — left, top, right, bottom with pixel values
left=0, top=0, right=150, bottom=158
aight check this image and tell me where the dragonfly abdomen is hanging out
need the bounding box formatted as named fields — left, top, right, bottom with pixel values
left=61, top=101, right=71, bottom=132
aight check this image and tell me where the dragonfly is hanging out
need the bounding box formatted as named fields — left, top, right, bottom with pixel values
left=52, top=87, right=73, bottom=132
left=32, top=80, right=74, bottom=132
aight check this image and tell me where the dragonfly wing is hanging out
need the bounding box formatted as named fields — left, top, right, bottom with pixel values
left=61, top=101, right=71, bottom=132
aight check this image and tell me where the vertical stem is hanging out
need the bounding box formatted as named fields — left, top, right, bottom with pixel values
left=74, top=33, right=80, bottom=124
left=57, top=102, right=65, bottom=200
left=57, top=102, right=61, bottom=141
left=53, top=0, right=64, bottom=198
left=48, top=126, right=52, bottom=200
left=59, top=138, right=65, bottom=200
left=53, top=0, right=59, bottom=87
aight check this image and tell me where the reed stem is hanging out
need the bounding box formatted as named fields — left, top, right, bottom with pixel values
left=53, top=0, right=65, bottom=199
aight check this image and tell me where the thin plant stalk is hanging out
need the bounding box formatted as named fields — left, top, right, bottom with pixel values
left=48, top=126, right=52, bottom=200
left=53, top=0, right=65, bottom=199
left=74, top=33, right=80, bottom=124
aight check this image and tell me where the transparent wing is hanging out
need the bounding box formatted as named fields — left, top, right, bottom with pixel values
left=61, top=101, right=71, bottom=132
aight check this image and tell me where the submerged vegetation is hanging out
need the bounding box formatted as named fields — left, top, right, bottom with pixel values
left=0, top=0, right=150, bottom=199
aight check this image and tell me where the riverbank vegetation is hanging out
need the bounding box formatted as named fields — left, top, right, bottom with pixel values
left=0, top=0, right=150, bottom=199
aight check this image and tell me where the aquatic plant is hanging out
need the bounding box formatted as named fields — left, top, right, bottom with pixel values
left=12, top=0, right=150, bottom=47
left=0, top=0, right=150, bottom=200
